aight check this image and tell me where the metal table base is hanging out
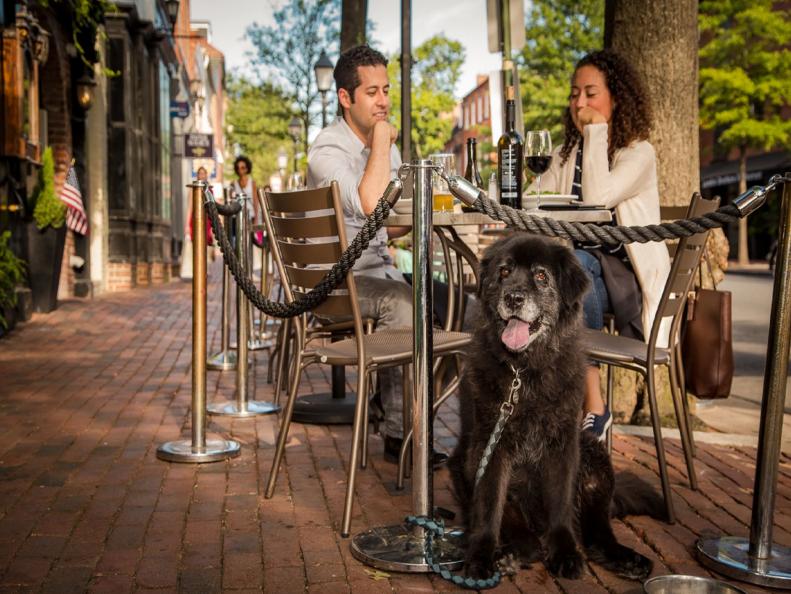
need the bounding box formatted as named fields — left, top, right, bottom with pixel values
left=697, top=537, right=791, bottom=589
left=351, top=525, right=465, bottom=573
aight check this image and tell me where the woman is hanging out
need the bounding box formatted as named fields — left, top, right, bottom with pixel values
left=529, top=50, right=671, bottom=440
left=231, top=155, right=258, bottom=224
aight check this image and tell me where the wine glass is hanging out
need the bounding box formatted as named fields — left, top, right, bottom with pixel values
left=525, top=130, right=552, bottom=207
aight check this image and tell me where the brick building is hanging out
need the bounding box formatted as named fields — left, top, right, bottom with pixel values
left=444, top=75, right=492, bottom=176
left=1, top=0, right=227, bottom=322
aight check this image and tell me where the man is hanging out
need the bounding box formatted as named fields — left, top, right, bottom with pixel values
left=307, top=44, right=446, bottom=467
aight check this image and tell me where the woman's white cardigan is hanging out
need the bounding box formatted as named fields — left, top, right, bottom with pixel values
left=531, top=123, right=671, bottom=344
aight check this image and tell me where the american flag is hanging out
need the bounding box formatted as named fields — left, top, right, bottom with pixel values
left=60, top=165, right=88, bottom=235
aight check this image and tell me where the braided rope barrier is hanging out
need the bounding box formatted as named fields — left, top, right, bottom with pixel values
left=204, top=175, right=788, bottom=321
left=205, top=189, right=394, bottom=318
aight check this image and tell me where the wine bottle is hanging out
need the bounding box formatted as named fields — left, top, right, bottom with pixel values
left=462, top=138, right=483, bottom=212
left=497, top=92, right=523, bottom=209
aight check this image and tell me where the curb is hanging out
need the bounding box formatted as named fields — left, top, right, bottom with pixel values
left=613, top=424, right=760, bottom=448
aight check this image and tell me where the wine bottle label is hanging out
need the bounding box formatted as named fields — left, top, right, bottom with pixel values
left=500, top=148, right=518, bottom=189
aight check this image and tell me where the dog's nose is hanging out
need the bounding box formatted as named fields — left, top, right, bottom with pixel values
left=504, top=291, right=526, bottom=310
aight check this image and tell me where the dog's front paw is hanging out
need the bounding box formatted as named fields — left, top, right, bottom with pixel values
left=546, top=547, right=584, bottom=579
left=613, top=549, right=653, bottom=581
left=546, top=528, right=584, bottom=579
left=464, top=534, right=496, bottom=580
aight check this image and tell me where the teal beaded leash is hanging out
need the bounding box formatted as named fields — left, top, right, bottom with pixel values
left=405, top=515, right=501, bottom=589
left=405, top=365, right=523, bottom=590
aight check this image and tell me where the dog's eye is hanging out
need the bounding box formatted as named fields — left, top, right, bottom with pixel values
left=499, top=267, right=511, bottom=279
left=534, top=271, right=547, bottom=283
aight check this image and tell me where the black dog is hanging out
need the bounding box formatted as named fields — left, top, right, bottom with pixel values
left=449, top=234, right=663, bottom=581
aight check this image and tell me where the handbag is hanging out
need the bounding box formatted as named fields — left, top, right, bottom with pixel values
left=681, top=255, right=734, bottom=399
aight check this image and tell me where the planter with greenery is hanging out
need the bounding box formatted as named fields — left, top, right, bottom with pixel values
left=26, top=147, right=67, bottom=313
left=0, top=231, right=27, bottom=336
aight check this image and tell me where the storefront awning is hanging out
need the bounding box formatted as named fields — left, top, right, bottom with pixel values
left=701, top=151, right=791, bottom=190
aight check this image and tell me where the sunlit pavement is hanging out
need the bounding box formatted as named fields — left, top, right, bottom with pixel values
left=1, top=271, right=788, bottom=593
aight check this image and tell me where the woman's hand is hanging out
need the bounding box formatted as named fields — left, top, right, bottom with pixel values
left=575, top=106, right=608, bottom=129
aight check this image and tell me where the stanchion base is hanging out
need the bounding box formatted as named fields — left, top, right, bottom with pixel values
left=350, top=524, right=465, bottom=573
left=156, top=438, right=241, bottom=463
left=207, top=351, right=237, bottom=371
left=697, top=536, right=791, bottom=588
left=292, top=392, right=357, bottom=425
left=207, top=400, right=280, bottom=417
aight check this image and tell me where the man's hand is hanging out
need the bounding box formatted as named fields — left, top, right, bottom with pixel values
left=367, top=120, right=398, bottom=149
left=575, top=106, right=607, bottom=129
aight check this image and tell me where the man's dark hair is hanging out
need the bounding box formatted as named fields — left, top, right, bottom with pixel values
left=334, top=44, right=387, bottom=103
left=234, top=155, right=253, bottom=175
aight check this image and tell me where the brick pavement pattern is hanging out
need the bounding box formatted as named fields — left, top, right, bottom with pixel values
left=1, top=275, right=790, bottom=593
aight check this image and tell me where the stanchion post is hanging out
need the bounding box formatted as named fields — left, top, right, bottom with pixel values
left=697, top=175, right=791, bottom=587
left=207, top=192, right=279, bottom=418
left=350, top=161, right=464, bottom=572
left=156, top=182, right=241, bottom=463
left=207, top=200, right=237, bottom=371
left=412, top=159, right=433, bottom=522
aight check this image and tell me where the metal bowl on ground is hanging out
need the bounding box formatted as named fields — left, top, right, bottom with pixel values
left=643, top=575, right=748, bottom=594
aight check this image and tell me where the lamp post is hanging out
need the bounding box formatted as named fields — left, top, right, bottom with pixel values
left=277, top=148, right=288, bottom=186
left=313, top=50, right=334, bottom=129
left=288, top=116, right=302, bottom=175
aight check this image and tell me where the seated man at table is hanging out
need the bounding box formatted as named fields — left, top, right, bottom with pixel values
left=307, top=44, right=446, bottom=467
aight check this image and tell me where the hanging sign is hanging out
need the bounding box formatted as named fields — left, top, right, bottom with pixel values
left=185, top=133, right=213, bottom=158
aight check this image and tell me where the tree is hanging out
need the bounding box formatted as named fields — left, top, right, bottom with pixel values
left=223, top=76, right=295, bottom=186
left=517, top=0, right=603, bottom=144
left=245, top=0, right=340, bottom=157
left=388, top=35, right=465, bottom=159
left=605, top=0, right=699, bottom=208
left=699, top=0, right=791, bottom=264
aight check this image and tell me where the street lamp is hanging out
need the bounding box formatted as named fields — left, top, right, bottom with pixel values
left=288, top=116, right=302, bottom=174
left=165, top=0, right=180, bottom=27
left=76, top=73, right=97, bottom=110
left=313, top=50, right=334, bottom=128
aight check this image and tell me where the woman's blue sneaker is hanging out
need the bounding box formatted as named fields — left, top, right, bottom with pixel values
left=582, top=405, right=612, bottom=442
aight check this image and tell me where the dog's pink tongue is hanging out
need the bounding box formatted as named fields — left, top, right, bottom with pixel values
left=501, top=318, right=531, bottom=350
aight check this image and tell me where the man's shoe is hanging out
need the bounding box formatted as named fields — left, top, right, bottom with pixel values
left=383, top=435, right=448, bottom=469
left=581, top=405, right=612, bottom=442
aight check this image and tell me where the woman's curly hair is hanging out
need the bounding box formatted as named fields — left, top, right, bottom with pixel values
left=559, top=50, right=652, bottom=167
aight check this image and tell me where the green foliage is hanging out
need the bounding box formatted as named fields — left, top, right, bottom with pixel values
left=516, top=0, right=603, bottom=144
left=0, top=232, right=26, bottom=329
left=32, top=147, right=65, bottom=230
left=388, top=35, right=466, bottom=158
left=224, top=76, right=296, bottom=185
left=699, top=0, right=791, bottom=153
left=245, top=0, right=340, bottom=153
left=34, top=0, right=114, bottom=68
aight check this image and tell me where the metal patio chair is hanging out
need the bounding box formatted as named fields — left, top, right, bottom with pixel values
left=260, top=181, right=471, bottom=536
left=583, top=192, right=720, bottom=524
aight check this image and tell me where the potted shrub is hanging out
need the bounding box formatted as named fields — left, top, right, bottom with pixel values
left=26, top=146, right=67, bottom=313
left=0, top=231, right=26, bottom=336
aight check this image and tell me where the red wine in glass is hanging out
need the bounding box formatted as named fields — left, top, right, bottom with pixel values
left=525, top=130, right=552, bottom=207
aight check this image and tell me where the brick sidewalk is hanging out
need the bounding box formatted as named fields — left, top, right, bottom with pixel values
left=1, top=277, right=789, bottom=593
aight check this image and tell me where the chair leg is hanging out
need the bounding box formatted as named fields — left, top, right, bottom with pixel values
left=397, top=363, right=412, bottom=490
left=361, top=372, right=370, bottom=469
left=605, top=316, right=615, bottom=455
left=265, top=349, right=304, bottom=499
left=341, top=368, right=369, bottom=537
left=645, top=366, right=675, bottom=523
left=668, top=361, right=698, bottom=490
left=675, top=343, right=696, bottom=457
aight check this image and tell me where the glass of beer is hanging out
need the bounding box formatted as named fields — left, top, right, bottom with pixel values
left=429, top=153, right=456, bottom=212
